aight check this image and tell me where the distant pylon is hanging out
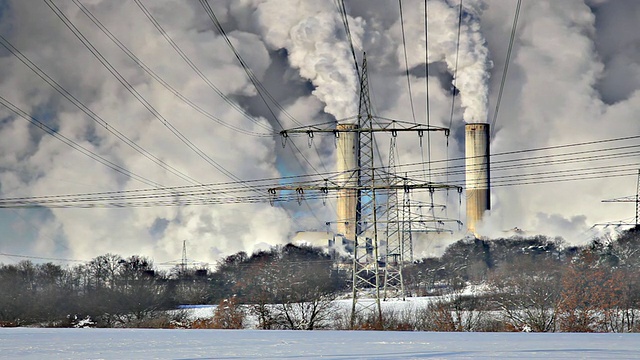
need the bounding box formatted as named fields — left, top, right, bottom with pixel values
left=597, top=169, right=640, bottom=227
left=180, top=240, right=187, bottom=274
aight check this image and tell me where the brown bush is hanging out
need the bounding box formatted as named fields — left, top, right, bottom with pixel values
left=558, top=252, right=632, bottom=332
left=210, top=297, right=245, bottom=329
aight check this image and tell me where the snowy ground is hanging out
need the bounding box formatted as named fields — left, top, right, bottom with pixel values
left=2, top=328, right=639, bottom=359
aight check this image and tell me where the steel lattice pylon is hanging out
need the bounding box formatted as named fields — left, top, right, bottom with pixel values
left=598, top=169, right=640, bottom=227
left=382, top=138, right=404, bottom=301
left=401, top=187, right=414, bottom=263
left=270, top=54, right=461, bottom=329
left=350, top=55, right=383, bottom=326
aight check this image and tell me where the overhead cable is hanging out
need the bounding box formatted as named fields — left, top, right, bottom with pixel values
left=45, top=0, right=251, bottom=190
left=72, top=0, right=273, bottom=137
left=490, top=0, right=522, bottom=139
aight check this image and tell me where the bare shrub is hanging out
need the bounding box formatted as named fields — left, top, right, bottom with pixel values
left=190, top=319, right=216, bottom=329
left=134, top=315, right=173, bottom=329
left=329, top=307, right=352, bottom=330
left=249, top=303, right=279, bottom=330
left=380, top=307, right=416, bottom=331
left=273, top=297, right=337, bottom=330
left=414, top=294, right=487, bottom=332
left=166, top=309, right=192, bottom=329
left=350, top=310, right=384, bottom=330
left=211, top=297, right=245, bottom=329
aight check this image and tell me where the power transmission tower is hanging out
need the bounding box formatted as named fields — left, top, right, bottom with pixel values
left=180, top=240, right=188, bottom=274
left=382, top=138, right=461, bottom=301
left=352, top=54, right=384, bottom=325
left=598, top=169, right=640, bottom=227
left=270, top=54, right=461, bottom=328
left=383, top=138, right=403, bottom=300
left=401, top=191, right=413, bottom=264
left=381, top=149, right=456, bottom=300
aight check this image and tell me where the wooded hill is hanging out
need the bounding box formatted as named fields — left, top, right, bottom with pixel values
left=1, top=227, right=640, bottom=331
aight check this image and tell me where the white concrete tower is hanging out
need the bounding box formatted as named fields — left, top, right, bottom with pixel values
left=465, top=123, right=490, bottom=235
left=336, top=123, right=359, bottom=241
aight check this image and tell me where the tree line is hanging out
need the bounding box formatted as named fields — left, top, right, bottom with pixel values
left=0, top=244, right=345, bottom=328
left=1, top=227, right=640, bottom=331
left=401, top=228, right=640, bottom=332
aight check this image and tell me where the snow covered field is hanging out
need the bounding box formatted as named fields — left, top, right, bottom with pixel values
left=2, top=328, right=639, bottom=359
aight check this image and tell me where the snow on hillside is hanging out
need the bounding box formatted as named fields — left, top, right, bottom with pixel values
left=1, top=328, right=639, bottom=359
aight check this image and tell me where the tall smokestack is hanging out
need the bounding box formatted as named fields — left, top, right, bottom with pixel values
left=465, top=123, right=490, bottom=235
left=336, top=123, right=358, bottom=241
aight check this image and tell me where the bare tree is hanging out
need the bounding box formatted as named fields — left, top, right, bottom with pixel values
left=271, top=245, right=339, bottom=330
left=489, top=258, right=562, bottom=332
left=229, top=244, right=341, bottom=330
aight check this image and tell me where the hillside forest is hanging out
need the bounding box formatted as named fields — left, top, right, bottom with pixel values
left=1, top=227, right=640, bottom=332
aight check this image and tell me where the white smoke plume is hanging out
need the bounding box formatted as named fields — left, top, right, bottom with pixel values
left=477, top=0, right=640, bottom=244
left=396, top=0, right=492, bottom=123
left=0, top=0, right=639, bottom=267
left=250, top=0, right=363, bottom=120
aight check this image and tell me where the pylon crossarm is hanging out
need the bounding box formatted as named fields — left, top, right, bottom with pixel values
left=268, top=183, right=461, bottom=192
left=598, top=170, right=640, bottom=227
left=279, top=121, right=449, bottom=138
left=602, top=196, right=637, bottom=202
left=375, top=218, right=462, bottom=224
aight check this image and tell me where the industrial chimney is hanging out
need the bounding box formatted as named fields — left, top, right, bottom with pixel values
left=336, top=123, right=358, bottom=241
left=465, top=123, right=490, bottom=235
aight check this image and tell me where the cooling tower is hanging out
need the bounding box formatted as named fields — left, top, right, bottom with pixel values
left=336, top=123, right=358, bottom=241
left=465, top=123, right=490, bottom=235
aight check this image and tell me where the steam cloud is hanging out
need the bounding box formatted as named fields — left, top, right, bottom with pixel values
left=397, top=0, right=492, bottom=122
left=0, top=0, right=639, bottom=265
left=251, top=0, right=363, bottom=120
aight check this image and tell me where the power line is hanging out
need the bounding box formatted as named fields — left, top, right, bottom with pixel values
left=401, top=143, right=640, bottom=179
left=199, top=0, right=304, bottom=129
left=0, top=34, right=202, bottom=187
left=0, top=252, right=87, bottom=263
left=398, top=0, right=417, bottom=124
left=489, top=169, right=638, bottom=189
left=423, top=0, right=433, bottom=183
left=45, top=0, right=252, bottom=190
left=71, top=0, right=273, bottom=137
left=448, top=0, right=464, bottom=130
left=490, top=0, right=522, bottom=139
left=130, top=0, right=275, bottom=135
left=196, top=0, right=324, bottom=180
left=276, top=132, right=640, bottom=173
left=421, top=0, right=437, bottom=220
left=1, top=167, right=636, bottom=208
left=424, top=0, right=431, bottom=130
left=1, top=147, right=638, bottom=208
left=1, top=134, right=638, bottom=203
left=0, top=95, right=162, bottom=188
left=337, top=0, right=360, bottom=83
